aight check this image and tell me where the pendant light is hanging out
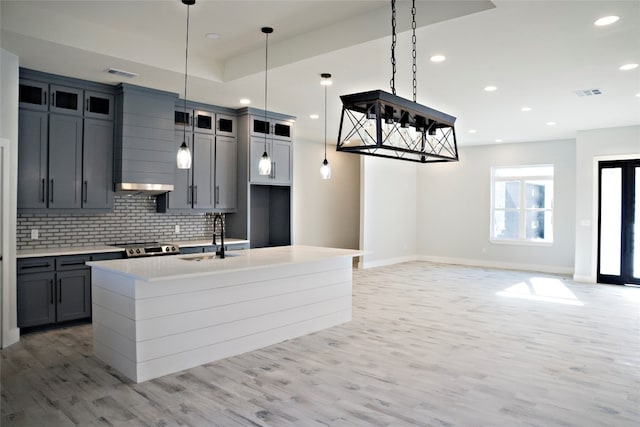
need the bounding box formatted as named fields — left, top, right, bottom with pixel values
left=177, top=0, right=194, bottom=170
left=320, top=73, right=332, bottom=180
left=336, top=0, right=459, bottom=164
left=258, top=27, right=273, bottom=176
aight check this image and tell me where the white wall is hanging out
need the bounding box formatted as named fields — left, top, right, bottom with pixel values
left=293, top=140, right=360, bottom=250
left=574, top=126, right=640, bottom=282
left=360, top=156, right=417, bottom=268
left=0, top=48, right=20, bottom=347
left=416, top=140, right=576, bottom=274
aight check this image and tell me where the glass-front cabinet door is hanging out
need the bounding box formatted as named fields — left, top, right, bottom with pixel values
left=84, top=91, right=114, bottom=120
left=19, top=79, right=49, bottom=111
left=50, top=85, right=83, bottom=116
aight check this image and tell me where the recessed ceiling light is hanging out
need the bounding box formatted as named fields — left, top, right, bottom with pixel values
left=546, top=121, right=556, bottom=126
left=636, top=93, right=640, bottom=98
left=594, top=16, right=619, bottom=26
left=521, top=107, right=532, bottom=112
left=619, top=63, right=639, bottom=71
left=430, top=55, right=446, bottom=62
left=468, top=129, right=477, bottom=134
left=309, top=114, right=319, bottom=119
left=239, top=98, right=251, bottom=105
left=495, top=139, right=503, bottom=143
left=484, top=86, right=497, bottom=92
left=205, top=32, right=221, bottom=39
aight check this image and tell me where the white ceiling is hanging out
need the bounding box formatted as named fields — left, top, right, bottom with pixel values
left=1, top=0, right=639, bottom=146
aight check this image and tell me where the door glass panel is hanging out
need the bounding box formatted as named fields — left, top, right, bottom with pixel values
left=274, top=123, right=290, bottom=138
left=218, top=118, right=233, bottom=133
left=175, top=111, right=190, bottom=127
left=600, top=168, right=622, bottom=276
left=196, top=114, right=212, bottom=130
left=54, top=90, right=78, bottom=111
left=19, top=84, right=44, bottom=106
left=253, top=119, right=269, bottom=134
left=88, top=96, right=110, bottom=115
left=634, top=168, right=640, bottom=279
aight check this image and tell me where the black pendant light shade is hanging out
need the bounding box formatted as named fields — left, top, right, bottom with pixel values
left=337, top=89, right=458, bottom=163
left=177, top=0, right=194, bottom=169
left=258, top=27, right=273, bottom=176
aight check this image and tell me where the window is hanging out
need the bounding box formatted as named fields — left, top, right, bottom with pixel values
left=491, top=165, right=554, bottom=243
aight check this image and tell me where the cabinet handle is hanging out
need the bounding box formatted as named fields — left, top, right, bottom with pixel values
left=187, top=185, right=191, bottom=204
left=83, top=181, right=88, bottom=203
left=86, top=98, right=90, bottom=111
left=43, top=91, right=47, bottom=106
left=50, top=280, right=54, bottom=304
left=50, top=179, right=54, bottom=202
left=215, top=186, right=220, bottom=204
left=58, top=278, right=62, bottom=303
left=41, top=179, right=45, bottom=203
left=51, top=92, right=55, bottom=107
left=194, top=185, right=198, bottom=204
left=20, top=263, right=52, bottom=270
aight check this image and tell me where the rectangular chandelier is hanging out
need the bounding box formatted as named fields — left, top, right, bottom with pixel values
left=336, top=89, right=459, bottom=163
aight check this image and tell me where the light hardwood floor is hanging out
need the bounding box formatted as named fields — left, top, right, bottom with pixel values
left=2, top=261, right=639, bottom=426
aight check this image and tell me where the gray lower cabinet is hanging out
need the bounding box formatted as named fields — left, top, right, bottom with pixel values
left=17, top=252, right=122, bottom=329
left=17, top=271, right=56, bottom=328
left=179, top=242, right=249, bottom=254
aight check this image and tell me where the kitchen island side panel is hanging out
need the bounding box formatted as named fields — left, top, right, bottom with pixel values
left=90, top=253, right=355, bottom=383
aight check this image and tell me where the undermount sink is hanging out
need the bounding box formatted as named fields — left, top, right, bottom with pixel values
left=179, top=253, right=239, bottom=261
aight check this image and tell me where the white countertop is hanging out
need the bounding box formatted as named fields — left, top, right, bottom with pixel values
left=17, top=238, right=250, bottom=258
left=88, top=245, right=362, bottom=282
left=17, top=245, right=124, bottom=258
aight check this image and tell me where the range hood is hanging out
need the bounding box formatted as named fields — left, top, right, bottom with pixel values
left=115, top=182, right=174, bottom=195
left=114, top=83, right=179, bottom=196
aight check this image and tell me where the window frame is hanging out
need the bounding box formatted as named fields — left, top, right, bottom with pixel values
left=490, top=164, right=554, bottom=246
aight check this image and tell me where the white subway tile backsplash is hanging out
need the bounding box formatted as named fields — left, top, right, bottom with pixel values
left=17, top=193, right=222, bottom=250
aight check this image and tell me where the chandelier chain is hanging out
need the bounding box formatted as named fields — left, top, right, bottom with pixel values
left=412, top=0, right=417, bottom=102
left=390, top=0, right=397, bottom=95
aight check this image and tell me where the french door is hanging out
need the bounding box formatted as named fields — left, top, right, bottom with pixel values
left=597, top=159, right=640, bottom=285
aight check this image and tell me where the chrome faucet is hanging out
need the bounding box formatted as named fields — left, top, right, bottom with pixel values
left=212, top=213, right=225, bottom=259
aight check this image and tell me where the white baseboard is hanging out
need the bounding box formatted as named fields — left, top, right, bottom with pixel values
left=572, top=274, right=596, bottom=283
left=416, top=255, right=574, bottom=275
left=359, top=254, right=417, bottom=269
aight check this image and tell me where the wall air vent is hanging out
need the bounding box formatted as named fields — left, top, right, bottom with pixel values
left=573, top=88, right=602, bottom=97
left=106, top=68, right=138, bottom=78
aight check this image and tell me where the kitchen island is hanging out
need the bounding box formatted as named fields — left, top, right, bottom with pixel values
left=88, top=245, right=360, bottom=383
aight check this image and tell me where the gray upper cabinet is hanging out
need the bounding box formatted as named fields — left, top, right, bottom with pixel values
left=215, top=135, right=237, bottom=210
left=159, top=103, right=237, bottom=213
left=19, top=79, right=49, bottom=111
left=216, top=113, right=236, bottom=138
left=49, top=114, right=83, bottom=209
left=250, top=116, right=292, bottom=142
left=192, top=133, right=215, bottom=209
left=249, top=136, right=291, bottom=185
left=83, top=119, right=114, bottom=209
left=17, top=109, right=48, bottom=209
left=17, top=69, right=116, bottom=212
left=49, top=85, right=83, bottom=116
left=194, top=110, right=215, bottom=134
left=84, top=90, right=114, bottom=120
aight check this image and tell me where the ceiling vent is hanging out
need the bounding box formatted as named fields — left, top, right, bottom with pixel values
left=106, top=68, right=138, bottom=78
left=573, top=88, right=602, bottom=97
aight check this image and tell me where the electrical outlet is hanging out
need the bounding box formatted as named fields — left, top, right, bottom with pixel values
left=175, top=224, right=180, bottom=234
left=31, top=229, right=39, bottom=240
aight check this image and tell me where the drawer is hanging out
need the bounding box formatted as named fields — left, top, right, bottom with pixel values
left=55, top=255, right=90, bottom=271
left=17, top=257, right=56, bottom=274
left=90, top=252, right=125, bottom=261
